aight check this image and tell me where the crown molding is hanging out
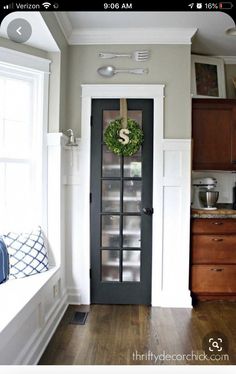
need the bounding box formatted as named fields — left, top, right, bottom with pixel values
left=53, top=13, right=197, bottom=45
left=218, top=56, right=236, bottom=64
left=69, top=27, right=197, bottom=45
left=54, top=12, right=72, bottom=43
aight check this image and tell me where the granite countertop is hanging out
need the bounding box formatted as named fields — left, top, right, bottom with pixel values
left=191, top=203, right=236, bottom=219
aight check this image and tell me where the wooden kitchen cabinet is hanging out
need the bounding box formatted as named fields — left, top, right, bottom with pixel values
left=190, top=218, right=236, bottom=302
left=192, top=99, right=236, bottom=170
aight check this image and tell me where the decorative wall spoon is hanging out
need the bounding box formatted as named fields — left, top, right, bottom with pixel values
left=97, top=65, right=149, bottom=77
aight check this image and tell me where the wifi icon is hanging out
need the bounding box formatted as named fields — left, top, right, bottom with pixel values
left=42, top=2, right=51, bottom=9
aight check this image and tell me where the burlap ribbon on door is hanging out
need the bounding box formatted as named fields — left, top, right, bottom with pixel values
left=120, top=98, right=128, bottom=129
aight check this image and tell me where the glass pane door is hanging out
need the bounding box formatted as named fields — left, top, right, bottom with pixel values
left=91, top=99, right=153, bottom=304
left=101, top=110, right=142, bottom=282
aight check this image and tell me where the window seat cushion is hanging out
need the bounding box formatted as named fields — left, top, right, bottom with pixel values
left=0, top=238, right=9, bottom=284
left=3, top=226, right=49, bottom=279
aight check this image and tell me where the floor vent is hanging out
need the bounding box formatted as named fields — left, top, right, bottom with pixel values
left=70, top=311, right=88, bottom=325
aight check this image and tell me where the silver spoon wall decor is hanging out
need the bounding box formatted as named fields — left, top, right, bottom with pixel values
left=97, top=66, right=149, bottom=77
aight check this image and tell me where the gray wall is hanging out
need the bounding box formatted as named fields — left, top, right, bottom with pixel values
left=66, top=44, right=192, bottom=139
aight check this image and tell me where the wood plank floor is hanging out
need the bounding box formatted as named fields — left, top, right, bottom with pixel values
left=39, top=302, right=236, bottom=365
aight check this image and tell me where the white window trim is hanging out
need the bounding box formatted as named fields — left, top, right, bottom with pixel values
left=0, top=48, right=50, bottom=233
left=0, top=46, right=51, bottom=73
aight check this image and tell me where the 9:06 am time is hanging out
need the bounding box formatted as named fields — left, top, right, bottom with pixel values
left=104, top=3, right=133, bottom=9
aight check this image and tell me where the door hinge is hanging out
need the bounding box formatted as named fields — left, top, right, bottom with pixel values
left=90, top=116, right=93, bottom=126
left=90, top=268, right=92, bottom=279
left=90, top=192, right=92, bottom=203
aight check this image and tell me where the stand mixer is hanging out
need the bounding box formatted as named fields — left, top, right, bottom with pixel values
left=192, top=177, right=219, bottom=210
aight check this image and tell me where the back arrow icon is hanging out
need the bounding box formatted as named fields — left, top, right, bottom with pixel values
left=16, top=27, right=22, bottom=35
left=7, top=19, right=32, bottom=43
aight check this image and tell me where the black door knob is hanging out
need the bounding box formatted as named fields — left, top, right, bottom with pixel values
left=142, top=207, right=154, bottom=215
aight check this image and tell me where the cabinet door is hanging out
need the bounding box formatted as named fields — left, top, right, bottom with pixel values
left=192, top=218, right=236, bottom=234
left=191, top=234, right=236, bottom=264
left=192, top=99, right=236, bottom=170
left=191, top=265, right=236, bottom=293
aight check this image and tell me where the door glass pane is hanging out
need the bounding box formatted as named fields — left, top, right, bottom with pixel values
left=102, top=215, right=120, bottom=247
left=103, top=110, right=120, bottom=131
left=102, top=250, right=120, bottom=281
left=123, top=250, right=140, bottom=282
left=124, top=149, right=142, bottom=177
left=123, top=180, right=141, bottom=212
left=102, top=180, right=120, bottom=212
left=102, top=146, right=120, bottom=177
left=123, top=216, right=141, bottom=248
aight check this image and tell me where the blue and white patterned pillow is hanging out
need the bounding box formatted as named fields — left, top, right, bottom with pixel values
left=3, top=227, right=49, bottom=279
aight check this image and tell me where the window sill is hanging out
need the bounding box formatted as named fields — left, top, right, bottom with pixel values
left=0, top=266, right=59, bottom=333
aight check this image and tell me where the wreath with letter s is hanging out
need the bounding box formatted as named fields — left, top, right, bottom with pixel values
left=104, top=118, right=144, bottom=156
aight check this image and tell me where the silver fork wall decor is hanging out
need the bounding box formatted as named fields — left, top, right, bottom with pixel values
left=99, top=50, right=150, bottom=61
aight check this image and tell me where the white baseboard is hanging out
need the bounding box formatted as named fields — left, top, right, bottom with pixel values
left=156, top=290, right=192, bottom=308
left=67, top=287, right=81, bottom=304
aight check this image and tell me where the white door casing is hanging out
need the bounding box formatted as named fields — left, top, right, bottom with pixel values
left=75, top=84, right=192, bottom=307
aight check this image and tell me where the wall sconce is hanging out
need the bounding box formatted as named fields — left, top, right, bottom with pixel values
left=65, top=129, right=78, bottom=147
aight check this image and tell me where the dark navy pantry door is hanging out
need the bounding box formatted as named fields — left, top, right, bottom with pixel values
left=90, top=99, right=153, bottom=304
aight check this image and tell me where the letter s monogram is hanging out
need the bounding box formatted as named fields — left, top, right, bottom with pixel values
left=118, top=129, right=130, bottom=145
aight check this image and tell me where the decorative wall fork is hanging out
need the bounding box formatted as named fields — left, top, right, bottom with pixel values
left=99, top=50, right=150, bottom=61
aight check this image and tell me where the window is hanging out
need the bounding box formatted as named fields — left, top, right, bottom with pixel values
left=0, top=61, right=48, bottom=232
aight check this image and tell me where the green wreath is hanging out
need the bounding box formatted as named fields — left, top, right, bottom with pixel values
left=104, top=118, right=144, bottom=156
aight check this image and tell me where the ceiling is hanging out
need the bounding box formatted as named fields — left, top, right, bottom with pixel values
left=56, top=11, right=236, bottom=56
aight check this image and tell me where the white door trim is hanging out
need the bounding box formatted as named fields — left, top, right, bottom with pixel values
left=79, top=84, right=192, bottom=307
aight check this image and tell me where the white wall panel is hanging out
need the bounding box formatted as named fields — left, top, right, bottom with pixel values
left=163, top=150, right=182, bottom=178
left=154, top=140, right=192, bottom=307
left=162, top=186, right=182, bottom=289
